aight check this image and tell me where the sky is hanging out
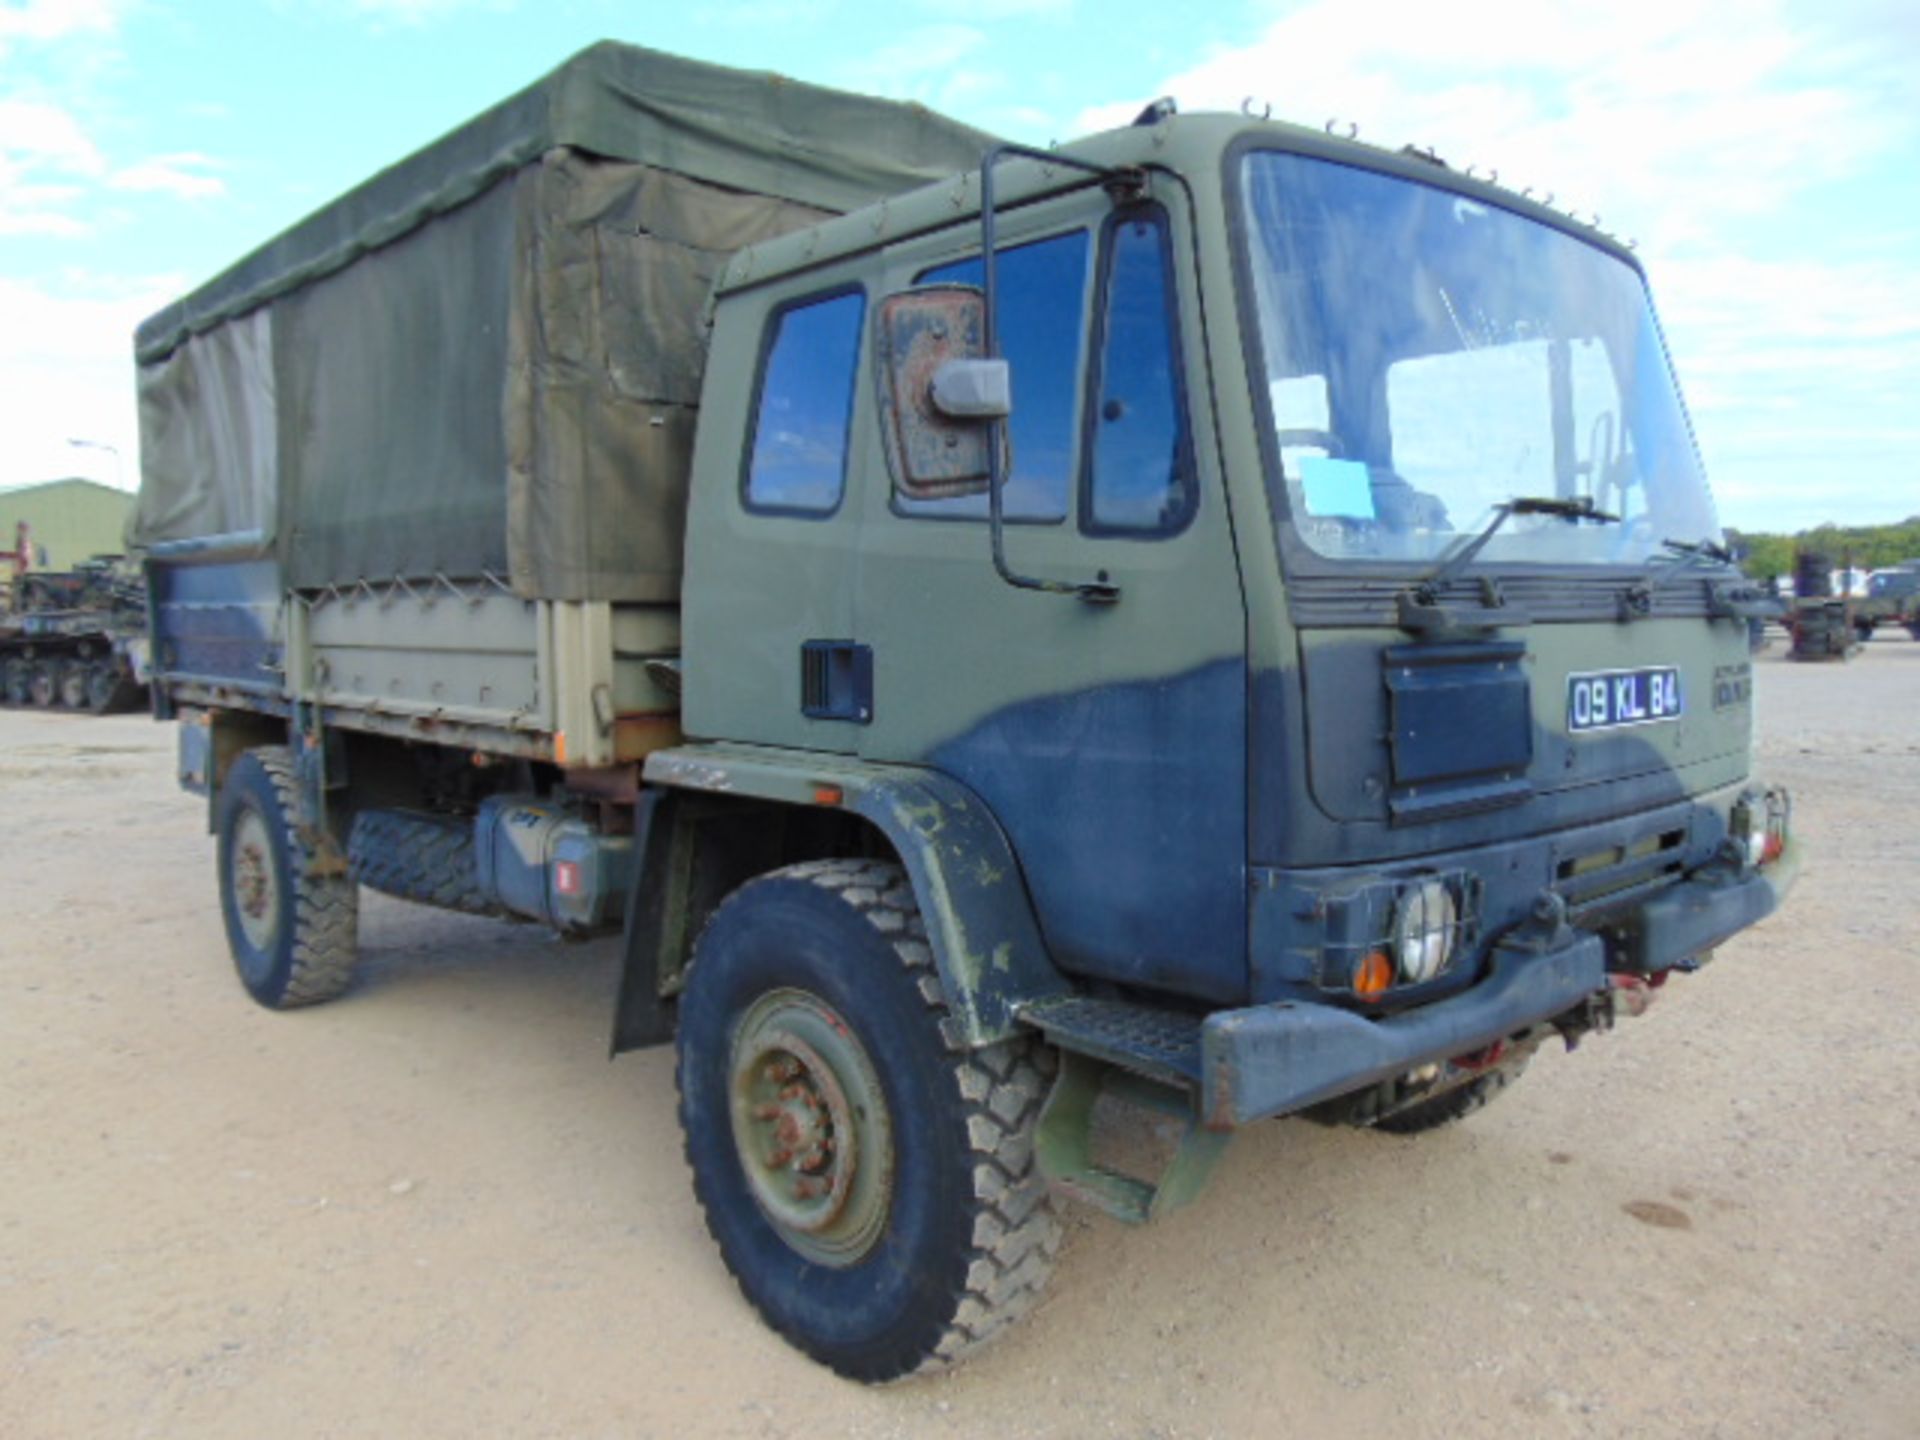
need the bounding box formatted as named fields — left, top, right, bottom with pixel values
left=1, top=0, right=1915, bottom=533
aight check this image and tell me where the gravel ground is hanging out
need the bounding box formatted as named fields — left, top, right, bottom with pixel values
left=2, top=634, right=1917, bottom=1439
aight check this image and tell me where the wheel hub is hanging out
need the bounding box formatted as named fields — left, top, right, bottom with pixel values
left=729, top=990, right=892, bottom=1267
left=230, top=808, right=280, bottom=954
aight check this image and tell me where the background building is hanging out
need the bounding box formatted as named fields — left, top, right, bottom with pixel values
left=0, top=478, right=135, bottom=573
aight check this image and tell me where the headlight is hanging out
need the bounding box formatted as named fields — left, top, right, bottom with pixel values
left=1392, top=879, right=1456, bottom=984
left=1728, top=794, right=1766, bottom=875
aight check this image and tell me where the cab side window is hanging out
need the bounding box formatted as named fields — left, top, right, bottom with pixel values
left=904, top=230, right=1090, bottom=522
left=1086, top=211, right=1194, bottom=534
left=743, top=288, right=865, bottom=516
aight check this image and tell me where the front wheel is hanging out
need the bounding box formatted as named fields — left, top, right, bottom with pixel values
left=1855, top=619, right=1875, bottom=643
left=215, top=746, right=358, bottom=1008
left=676, top=860, right=1061, bottom=1382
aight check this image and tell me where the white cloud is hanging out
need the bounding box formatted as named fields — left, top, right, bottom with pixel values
left=0, top=0, right=121, bottom=48
left=1074, top=0, right=1906, bottom=250
left=109, top=151, right=225, bottom=200
left=0, top=182, right=87, bottom=234
left=0, top=96, right=105, bottom=174
left=0, top=96, right=105, bottom=233
left=0, top=273, right=182, bottom=490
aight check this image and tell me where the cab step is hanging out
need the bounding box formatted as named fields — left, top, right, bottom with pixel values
left=1018, top=998, right=1225, bottom=1225
left=1016, top=995, right=1203, bottom=1091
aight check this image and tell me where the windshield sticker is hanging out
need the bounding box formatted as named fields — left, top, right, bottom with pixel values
left=1299, top=457, right=1375, bottom=520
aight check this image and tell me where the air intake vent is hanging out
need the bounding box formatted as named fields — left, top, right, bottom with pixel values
left=800, top=640, right=873, bottom=723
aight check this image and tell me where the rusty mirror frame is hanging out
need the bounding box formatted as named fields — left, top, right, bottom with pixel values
left=874, top=284, right=1007, bottom=502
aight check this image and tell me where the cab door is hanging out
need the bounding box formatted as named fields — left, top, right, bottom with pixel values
left=852, top=182, right=1252, bottom=1004
left=681, top=276, right=871, bottom=754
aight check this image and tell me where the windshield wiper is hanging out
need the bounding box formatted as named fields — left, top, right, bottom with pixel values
left=1398, top=495, right=1618, bottom=635
left=1621, top=536, right=1741, bottom=618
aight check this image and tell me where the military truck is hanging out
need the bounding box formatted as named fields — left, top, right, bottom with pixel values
left=0, top=554, right=150, bottom=711
left=1854, top=564, right=1920, bottom=641
left=135, top=43, right=1800, bottom=1381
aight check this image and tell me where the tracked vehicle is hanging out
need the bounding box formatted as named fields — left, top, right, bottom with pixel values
left=136, top=43, right=1799, bottom=1380
left=1, top=555, right=150, bottom=712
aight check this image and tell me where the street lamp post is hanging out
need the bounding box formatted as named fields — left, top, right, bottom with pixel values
left=66, top=437, right=124, bottom=489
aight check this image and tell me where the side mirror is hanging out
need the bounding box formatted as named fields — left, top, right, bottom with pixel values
left=930, top=357, right=1011, bottom=420
left=875, top=285, right=1006, bottom=500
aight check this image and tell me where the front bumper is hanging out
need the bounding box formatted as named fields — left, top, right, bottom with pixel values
left=1200, top=841, right=1800, bottom=1128
left=1614, top=836, right=1801, bottom=973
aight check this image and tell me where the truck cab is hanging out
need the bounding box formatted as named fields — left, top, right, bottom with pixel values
left=675, top=112, right=1795, bottom=1065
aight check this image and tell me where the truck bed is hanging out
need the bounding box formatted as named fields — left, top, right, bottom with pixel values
left=149, top=541, right=679, bottom=767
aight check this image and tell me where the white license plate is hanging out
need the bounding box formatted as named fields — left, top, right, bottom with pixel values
left=1567, top=666, right=1683, bottom=733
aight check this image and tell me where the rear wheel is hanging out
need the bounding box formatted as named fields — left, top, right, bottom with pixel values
left=215, top=746, right=358, bottom=1008
left=1, top=659, right=27, bottom=706
left=1855, top=618, right=1875, bottom=643
left=676, top=859, right=1061, bottom=1381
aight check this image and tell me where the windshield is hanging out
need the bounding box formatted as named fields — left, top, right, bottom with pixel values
left=1241, top=150, right=1720, bottom=568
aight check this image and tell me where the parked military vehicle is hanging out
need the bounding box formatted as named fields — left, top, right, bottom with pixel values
left=135, top=43, right=1799, bottom=1381
left=1, top=553, right=150, bottom=712
left=1854, top=563, right=1920, bottom=641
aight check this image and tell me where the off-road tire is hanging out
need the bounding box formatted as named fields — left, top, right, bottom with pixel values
left=85, top=662, right=139, bottom=714
left=348, top=809, right=496, bottom=914
left=0, top=659, right=27, bottom=706
left=58, top=662, right=89, bottom=710
left=1855, top=619, right=1875, bottom=643
left=1373, top=1059, right=1530, bottom=1135
left=29, top=660, right=59, bottom=707
left=86, top=662, right=116, bottom=713
left=216, top=746, right=359, bottom=1009
left=676, top=859, right=1062, bottom=1382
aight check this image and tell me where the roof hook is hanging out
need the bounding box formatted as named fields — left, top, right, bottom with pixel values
left=1242, top=97, right=1272, bottom=120
left=1323, top=118, right=1358, bottom=139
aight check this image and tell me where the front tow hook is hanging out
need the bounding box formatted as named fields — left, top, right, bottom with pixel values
left=1557, top=971, right=1663, bottom=1050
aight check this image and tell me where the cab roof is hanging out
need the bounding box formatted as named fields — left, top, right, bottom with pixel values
left=715, top=111, right=1641, bottom=297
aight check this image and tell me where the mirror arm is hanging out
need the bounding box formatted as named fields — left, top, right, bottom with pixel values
left=980, top=143, right=1131, bottom=605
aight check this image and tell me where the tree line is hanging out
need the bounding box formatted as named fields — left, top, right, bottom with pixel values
left=1727, top=517, right=1920, bottom=580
